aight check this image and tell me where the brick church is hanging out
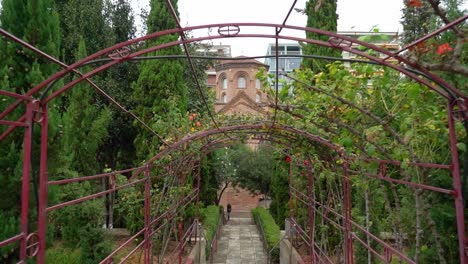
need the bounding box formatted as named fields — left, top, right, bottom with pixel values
left=203, top=52, right=271, bottom=211
left=206, top=56, right=270, bottom=115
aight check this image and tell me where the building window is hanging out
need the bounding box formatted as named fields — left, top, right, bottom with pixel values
left=255, top=93, right=261, bottom=103
left=222, top=93, right=227, bottom=103
left=255, top=79, right=261, bottom=89
left=222, top=77, right=227, bottom=89
left=238, top=76, right=246, bottom=89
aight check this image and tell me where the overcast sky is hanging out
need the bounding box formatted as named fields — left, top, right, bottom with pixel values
left=131, top=0, right=405, bottom=56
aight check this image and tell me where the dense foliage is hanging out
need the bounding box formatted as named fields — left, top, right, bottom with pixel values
left=132, top=0, right=188, bottom=160
left=0, top=0, right=466, bottom=263
left=252, top=206, right=280, bottom=263
left=200, top=205, right=222, bottom=257
left=301, top=0, right=342, bottom=72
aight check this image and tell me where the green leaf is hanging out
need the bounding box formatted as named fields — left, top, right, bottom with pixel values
left=341, top=137, right=353, bottom=148
left=421, top=244, right=428, bottom=253
left=407, top=83, right=420, bottom=99
left=401, top=158, right=410, bottom=169
left=365, top=144, right=376, bottom=156
left=456, top=142, right=466, bottom=152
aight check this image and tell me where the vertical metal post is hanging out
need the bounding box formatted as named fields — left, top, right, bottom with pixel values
left=178, top=220, right=183, bottom=264
left=19, top=102, right=33, bottom=262
left=306, top=160, right=315, bottom=263
left=289, top=160, right=293, bottom=220
left=196, top=160, right=201, bottom=207
left=343, top=161, right=354, bottom=264
left=196, top=159, right=201, bottom=239
left=288, top=159, right=294, bottom=255
left=447, top=101, right=467, bottom=264
left=37, top=103, right=48, bottom=264
left=144, top=166, right=152, bottom=263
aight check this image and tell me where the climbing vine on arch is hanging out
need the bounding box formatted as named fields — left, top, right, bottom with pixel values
left=256, top=58, right=463, bottom=262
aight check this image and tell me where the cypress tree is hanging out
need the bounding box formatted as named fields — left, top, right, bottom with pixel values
left=0, top=0, right=61, bottom=261
left=132, top=0, right=188, bottom=160
left=98, top=0, right=139, bottom=170
left=0, top=0, right=61, bottom=94
left=50, top=39, right=111, bottom=260
left=56, top=0, right=111, bottom=63
left=302, top=0, right=342, bottom=73
left=401, top=0, right=435, bottom=45
left=61, top=38, right=111, bottom=176
left=0, top=0, right=61, bottom=206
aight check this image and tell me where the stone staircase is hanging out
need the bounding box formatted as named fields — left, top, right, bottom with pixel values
left=212, top=211, right=268, bottom=264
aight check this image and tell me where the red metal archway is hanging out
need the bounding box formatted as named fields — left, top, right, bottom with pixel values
left=0, top=1, right=467, bottom=263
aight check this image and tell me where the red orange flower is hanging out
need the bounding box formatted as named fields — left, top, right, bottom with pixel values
left=436, top=43, right=453, bottom=55
left=407, top=0, right=422, bottom=8
left=285, top=156, right=291, bottom=163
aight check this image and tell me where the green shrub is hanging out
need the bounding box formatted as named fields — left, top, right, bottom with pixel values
left=200, top=205, right=221, bottom=257
left=252, top=207, right=280, bottom=263
left=0, top=210, right=19, bottom=262
left=45, top=246, right=80, bottom=264
left=79, top=226, right=112, bottom=264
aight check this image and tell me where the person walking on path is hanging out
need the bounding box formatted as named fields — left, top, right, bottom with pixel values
left=227, top=203, right=232, bottom=220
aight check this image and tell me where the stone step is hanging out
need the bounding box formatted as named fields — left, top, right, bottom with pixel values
left=226, top=217, right=254, bottom=225
left=230, top=210, right=252, bottom=218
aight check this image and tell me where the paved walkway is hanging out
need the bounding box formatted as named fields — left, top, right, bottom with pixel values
left=212, top=212, right=268, bottom=264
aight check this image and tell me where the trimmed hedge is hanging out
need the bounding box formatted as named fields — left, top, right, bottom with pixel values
left=200, top=205, right=222, bottom=257
left=252, top=206, right=280, bottom=263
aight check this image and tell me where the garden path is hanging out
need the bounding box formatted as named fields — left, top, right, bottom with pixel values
left=212, top=211, right=268, bottom=264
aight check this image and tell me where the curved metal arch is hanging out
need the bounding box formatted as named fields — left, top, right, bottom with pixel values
left=38, top=24, right=459, bottom=102
left=2, top=22, right=465, bottom=144
left=1, top=22, right=464, bottom=111
left=129, top=122, right=347, bottom=180
left=0, top=13, right=466, bottom=264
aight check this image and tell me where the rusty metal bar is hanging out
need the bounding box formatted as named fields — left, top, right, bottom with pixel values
left=19, top=102, right=33, bottom=261
left=118, top=240, right=145, bottom=264
left=144, top=166, right=152, bottom=264
left=0, top=115, right=26, bottom=141
left=277, top=0, right=298, bottom=34
left=99, top=228, right=146, bottom=263
left=354, top=157, right=452, bottom=169
left=46, top=178, right=146, bottom=212
left=48, top=166, right=145, bottom=185
left=447, top=101, right=467, bottom=264
left=0, top=90, right=32, bottom=100
left=306, top=159, right=315, bottom=262
left=290, top=217, right=335, bottom=263
left=0, top=233, right=25, bottom=248
left=343, top=162, right=354, bottom=264
left=37, top=103, right=48, bottom=263
left=0, top=23, right=462, bottom=129
left=347, top=170, right=455, bottom=195
left=0, top=119, right=28, bottom=127
left=351, top=233, right=387, bottom=263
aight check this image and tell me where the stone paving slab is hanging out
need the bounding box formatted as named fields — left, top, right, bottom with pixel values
left=212, top=215, right=267, bottom=264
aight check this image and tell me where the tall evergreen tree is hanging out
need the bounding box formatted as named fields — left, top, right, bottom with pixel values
left=132, top=0, right=188, bottom=160
left=49, top=39, right=111, bottom=261
left=61, top=38, right=112, bottom=176
left=98, top=0, right=139, bottom=171
left=0, top=0, right=61, bottom=261
left=56, top=0, right=112, bottom=63
left=301, top=0, right=342, bottom=73
left=401, top=0, right=435, bottom=45
left=0, top=0, right=61, bottom=208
